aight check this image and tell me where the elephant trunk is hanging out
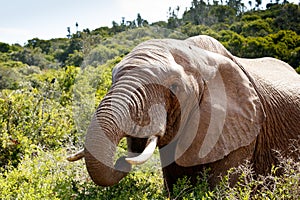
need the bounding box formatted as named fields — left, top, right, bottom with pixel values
left=84, top=94, right=132, bottom=186
left=84, top=137, right=131, bottom=186
left=83, top=79, right=166, bottom=186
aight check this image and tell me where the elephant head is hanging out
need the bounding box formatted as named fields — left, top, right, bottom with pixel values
left=67, top=35, right=265, bottom=187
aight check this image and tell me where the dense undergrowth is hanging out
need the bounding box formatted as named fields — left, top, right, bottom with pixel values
left=0, top=146, right=299, bottom=199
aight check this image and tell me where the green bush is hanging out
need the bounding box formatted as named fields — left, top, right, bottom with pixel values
left=0, top=66, right=22, bottom=90
left=85, top=45, right=119, bottom=67
left=1, top=146, right=298, bottom=199
left=171, top=172, right=212, bottom=200
left=242, top=18, right=273, bottom=37
left=0, top=148, right=165, bottom=200
left=0, top=88, right=75, bottom=169
left=0, top=42, right=10, bottom=53
left=0, top=148, right=82, bottom=200
left=11, top=48, right=58, bottom=69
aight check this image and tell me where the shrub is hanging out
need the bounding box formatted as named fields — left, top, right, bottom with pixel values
left=0, top=148, right=165, bottom=200
left=84, top=45, right=119, bottom=67
left=2, top=143, right=298, bottom=200
left=0, top=87, right=75, bottom=169
left=177, top=151, right=300, bottom=199
left=0, top=42, right=10, bottom=53
left=0, top=148, right=82, bottom=200
left=241, top=18, right=273, bottom=37
left=171, top=171, right=213, bottom=200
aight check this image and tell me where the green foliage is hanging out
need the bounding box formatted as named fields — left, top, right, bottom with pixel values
left=85, top=44, right=119, bottom=66
left=71, top=65, right=107, bottom=138
left=53, top=38, right=83, bottom=67
left=91, top=26, right=112, bottom=37
left=0, top=88, right=75, bottom=169
left=1, top=147, right=298, bottom=199
left=268, top=30, right=300, bottom=65
left=171, top=171, right=212, bottom=200
left=65, top=50, right=84, bottom=67
left=2, top=2, right=296, bottom=70
left=179, top=2, right=300, bottom=68
left=0, top=62, right=44, bottom=90
left=241, top=14, right=261, bottom=22
left=0, top=52, right=11, bottom=63
left=0, top=42, right=10, bottom=53
left=11, top=47, right=58, bottom=69
left=0, top=62, right=24, bottom=89
left=58, top=66, right=80, bottom=105
left=216, top=30, right=245, bottom=55
left=208, top=5, right=236, bottom=24
left=242, top=36, right=274, bottom=58
left=58, top=66, right=80, bottom=93
left=26, top=38, right=52, bottom=54
left=0, top=149, right=81, bottom=200
left=241, top=18, right=273, bottom=37
left=72, top=169, right=164, bottom=200
left=181, top=23, right=213, bottom=37
left=213, top=157, right=300, bottom=199
left=272, top=4, right=300, bottom=34
left=0, top=147, right=165, bottom=200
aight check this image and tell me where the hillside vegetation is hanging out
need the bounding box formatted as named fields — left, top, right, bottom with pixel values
left=0, top=1, right=299, bottom=199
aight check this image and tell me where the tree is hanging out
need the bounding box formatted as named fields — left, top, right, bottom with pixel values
left=183, top=0, right=209, bottom=25
left=227, top=0, right=243, bottom=13
left=67, top=27, right=71, bottom=39
left=11, top=48, right=56, bottom=69
left=65, top=50, right=83, bottom=67
left=273, top=4, right=300, bottom=34
left=255, top=0, right=262, bottom=9
left=208, top=5, right=236, bottom=24
left=137, top=13, right=143, bottom=27
left=242, top=19, right=273, bottom=37
left=0, top=42, right=10, bottom=53
left=127, top=20, right=137, bottom=29
left=248, top=1, right=253, bottom=9
left=111, top=21, right=122, bottom=34
left=26, top=38, right=51, bottom=54
left=167, top=6, right=181, bottom=28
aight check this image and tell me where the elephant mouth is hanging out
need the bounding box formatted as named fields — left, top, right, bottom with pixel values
left=125, top=136, right=158, bottom=165
left=67, top=135, right=158, bottom=166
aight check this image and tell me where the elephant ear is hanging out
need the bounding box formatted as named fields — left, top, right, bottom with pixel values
left=175, top=52, right=265, bottom=167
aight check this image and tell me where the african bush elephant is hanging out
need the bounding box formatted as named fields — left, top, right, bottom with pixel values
left=67, top=35, right=300, bottom=192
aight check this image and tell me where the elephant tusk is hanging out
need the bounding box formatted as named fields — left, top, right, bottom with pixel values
left=67, top=149, right=85, bottom=162
left=125, top=136, right=158, bottom=165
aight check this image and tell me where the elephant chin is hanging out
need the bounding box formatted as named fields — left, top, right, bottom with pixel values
left=85, top=148, right=131, bottom=186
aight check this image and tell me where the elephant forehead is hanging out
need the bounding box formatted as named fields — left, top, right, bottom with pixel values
left=167, top=42, right=230, bottom=81
left=112, top=38, right=235, bottom=83
left=112, top=59, right=172, bottom=82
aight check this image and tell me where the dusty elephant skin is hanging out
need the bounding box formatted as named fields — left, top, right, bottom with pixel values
left=67, top=35, right=300, bottom=194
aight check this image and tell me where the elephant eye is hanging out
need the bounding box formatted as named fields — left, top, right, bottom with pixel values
left=170, top=83, right=179, bottom=94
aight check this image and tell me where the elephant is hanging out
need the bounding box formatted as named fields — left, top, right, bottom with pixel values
left=67, top=35, right=300, bottom=193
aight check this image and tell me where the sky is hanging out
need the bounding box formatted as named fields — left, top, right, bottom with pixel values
left=0, top=0, right=298, bottom=45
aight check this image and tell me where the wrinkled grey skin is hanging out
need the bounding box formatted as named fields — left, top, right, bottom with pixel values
left=74, top=35, right=300, bottom=193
